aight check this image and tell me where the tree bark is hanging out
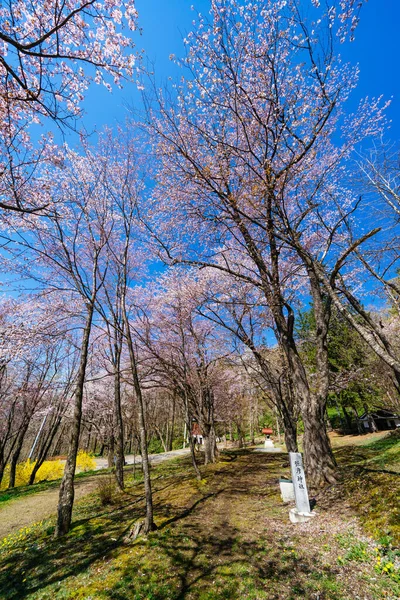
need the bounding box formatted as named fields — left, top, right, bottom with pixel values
left=55, top=303, right=94, bottom=537
left=112, top=319, right=125, bottom=490
left=342, top=406, right=353, bottom=432
left=203, top=425, right=218, bottom=463
left=181, top=389, right=201, bottom=479
left=0, top=430, right=19, bottom=488
left=187, top=421, right=201, bottom=480
left=0, top=457, right=5, bottom=489
left=29, top=416, right=62, bottom=485
left=167, top=393, right=175, bottom=452
left=199, top=408, right=218, bottom=463
left=277, top=383, right=298, bottom=453
left=122, top=301, right=155, bottom=534
left=107, top=436, right=115, bottom=469
left=302, top=398, right=337, bottom=487
left=197, top=385, right=218, bottom=464
left=8, top=419, right=29, bottom=488
left=281, top=412, right=298, bottom=453
left=0, top=401, right=17, bottom=487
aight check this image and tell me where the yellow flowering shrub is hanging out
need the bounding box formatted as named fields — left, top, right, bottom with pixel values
left=0, top=450, right=95, bottom=490
left=36, top=459, right=64, bottom=482
left=0, top=458, right=64, bottom=490
left=76, top=450, right=96, bottom=472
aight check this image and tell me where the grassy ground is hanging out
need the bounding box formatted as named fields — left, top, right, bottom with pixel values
left=0, top=432, right=399, bottom=600
left=333, top=430, right=400, bottom=546
left=0, top=468, right=103, bottom=507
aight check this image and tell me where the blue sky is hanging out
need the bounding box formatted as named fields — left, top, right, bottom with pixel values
left=81, top=0, right=210, bottom=134
left=79, top=0, right=400, bottom=145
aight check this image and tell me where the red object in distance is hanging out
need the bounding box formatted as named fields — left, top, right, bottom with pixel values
left=262, top=428, right=273, bottom=435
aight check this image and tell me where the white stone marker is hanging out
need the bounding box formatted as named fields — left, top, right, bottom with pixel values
left=288, top=452, right=316, bottom=523
left=264, top=437, right=274, bottom=448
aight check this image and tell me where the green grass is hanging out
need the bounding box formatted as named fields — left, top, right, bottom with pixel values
left=0, top=478, right=61, bottom=505
left=333, top=430, right=400, bottom=544
left=0, top=459, right=150, bottom=508
left=0, top=443, right=399, bottom=600
left=0, top=467, right=110, bottom=506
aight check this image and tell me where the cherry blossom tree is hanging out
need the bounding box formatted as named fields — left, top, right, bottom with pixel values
left=146, top=0, right=383, bottom=486
left=194, top=269, right=300, bottom=452
left=0, top=293, right=76, bottom=487
left=0, top=0, right=139, bottom=213
left=0, top=141, right=118, bottom=534
left=304, top=142, right=400, bottom=392
left=132, top=269, right=234, bottom=468
left=99, top=131, right=156, bottom=531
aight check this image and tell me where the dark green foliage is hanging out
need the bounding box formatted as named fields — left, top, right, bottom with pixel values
left=146, top=437, right=164, bottom=454
left=296, top=306, right=386, bottom=416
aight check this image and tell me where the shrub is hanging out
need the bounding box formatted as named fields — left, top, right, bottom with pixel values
left=0, top=458, right=64, bottom=490
left=147, top=437, right=164, bottom=454
left=35, top=459, right=64, bottom=482
left=96, top=475, right=115, bottom=506
left=76, top=450, right=96, bottom=472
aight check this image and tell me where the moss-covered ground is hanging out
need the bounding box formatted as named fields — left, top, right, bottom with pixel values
left=0, top=432, right=399, bottom=600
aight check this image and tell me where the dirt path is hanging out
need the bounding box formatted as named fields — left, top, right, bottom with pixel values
left=93, top=447, right=190, bottom=470
left=150, top=451, right=395, bottom=600
left=0, top=448, right=191, bottom=541
left=0, top=476, right=100, bottom=540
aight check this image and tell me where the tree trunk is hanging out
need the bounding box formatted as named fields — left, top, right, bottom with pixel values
left=113, top=325, right=125, bottom=490
left=188, top=430, right=201, bottom=479
left=249, top=403, right=255, bottom=445
left=278, top=395, right=298, bottom=453
left=29, top=416, right=62, bottom=485
left=290, top=267, right=336, bottom=487
left=8, top=419, right=29, bottom=488
left=107, top=436, right=115, bottom=469
left=202, top=422, right=218, bottom=464
left=182, top=392, right=201, bottom=479
left=367, top=414, right=378, bottom=433
left=155, top=426, right=168, bottom=452
left=284, top=343, right=336, bottom=487
left=235, top=423, right=245, bottom=449
left=282, top=414, right=298, bottom=453
left=352, top=406, right=364, bottom=435
left=198, top=387, right=218, bottom=465
left=0, top=427, right=19, bottom=487
left=302, top=398, right=337, bottom=488
left=52, top=423, right=66, bottom=457
left=0, top=457, right=5, bottom=489
left=342, top=406, right=353, bottom=433
left=167, top=394, right=175, bottom=452
left=123, top=303, right=155, bottom=534
left=55, top=303, right=94, bottom=537
left=187, top=418, right=201, bottom=479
